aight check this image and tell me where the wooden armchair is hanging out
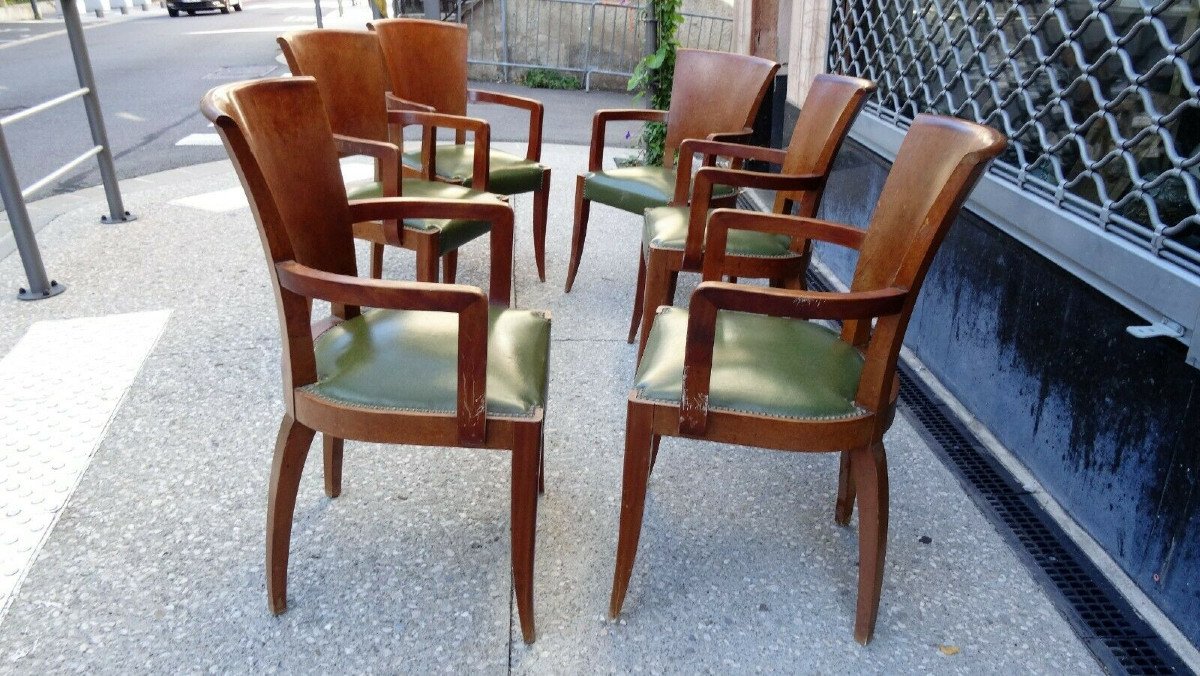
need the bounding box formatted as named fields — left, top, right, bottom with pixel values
left=609, top=114, right=1006, bottom=644
left=370, top=18, right=552, bottom=282
left=201, top=76, right=551, bottom=643
left=630, top=74, right=876, bottom=352
left=278, top=29, right=500, bottom=283
left=562, top=49, right=779, bottom=292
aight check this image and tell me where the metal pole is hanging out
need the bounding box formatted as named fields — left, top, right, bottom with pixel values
left=61, top=0, right=133, bottom=224
left=29, top=0, right=43, bottom=19
left=422, top=0, right=437, bottom=18
left=644, top=0, right=657, bottom=101
left=0, top=126, right=64, bottom=300
left=499, top=0, right=509, bottom=82
left=313, top=0, right=323, bottom=28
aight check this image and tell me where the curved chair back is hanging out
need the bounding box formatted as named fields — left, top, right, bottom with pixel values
left=662, top=49, right=778, bottom=167
left=371, top=18, right=470, bottom=116
left=277, top=29, right=392, bottom=142
left=775, top=73, right=876, bottom=216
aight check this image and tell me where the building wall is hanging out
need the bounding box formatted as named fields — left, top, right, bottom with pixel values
left=810, top=135, right=1200, bottom=647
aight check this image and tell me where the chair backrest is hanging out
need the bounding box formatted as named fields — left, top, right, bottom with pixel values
left=371, top=18, right=469, bottom=117
left=277, top=29, right=392, bottom=142
left=663, top=49, right=778, bottom=167
left=775, top=74, right=876, bottom=217
left=201, top=77, right=357, bottom=278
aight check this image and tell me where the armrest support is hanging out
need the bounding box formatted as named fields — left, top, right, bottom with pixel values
left=700, top=210, right=864, bottom=281
left=469, top=89, right=545, bottom=162
left=333, top=134, right=399, bottom=196
left=587, top=108, right=668, bottom=171
left=706, top=127, right=754, bottom=144
left=387, top=109, right=491, bottom=191
left=348, top=196, right=514, bottom=305
left=678, top=281, right=908, bottom=436
left=275, top=260, right=490, bottom=444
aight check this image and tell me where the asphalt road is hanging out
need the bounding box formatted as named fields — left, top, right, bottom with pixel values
left=0, top=7, right=637, bottom=205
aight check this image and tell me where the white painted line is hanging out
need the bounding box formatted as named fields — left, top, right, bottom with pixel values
left=0, top=17, right=122, bottom=51
left=175, top=133, right=223, bottom=146
left=0, top=310, right=170, bottom=625
left=185, top=25, right=310, bottom=34
left=170, top=186, right=249, bottom=212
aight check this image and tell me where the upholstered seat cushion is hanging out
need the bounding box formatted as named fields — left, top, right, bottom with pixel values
left=400, top=144, right=545, bottom=195
left=309, top=307, right=551, bottom=417
left=633, top=306, right=864, bottom=419
left=582, top=166, right=739, bottom=215
left=344, top=177, right=492, bottom=254
left=643, top=206, right=794, bottom=257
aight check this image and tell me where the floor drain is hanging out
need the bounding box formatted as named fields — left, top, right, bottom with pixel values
left=803, top=268, right=1189, bottom=674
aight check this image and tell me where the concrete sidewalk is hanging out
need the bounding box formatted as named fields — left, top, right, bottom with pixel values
left=0, top=143, right=1100, bottom=673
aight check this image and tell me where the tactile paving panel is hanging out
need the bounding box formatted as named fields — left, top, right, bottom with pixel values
left=0, top=310, right=169, bottom=623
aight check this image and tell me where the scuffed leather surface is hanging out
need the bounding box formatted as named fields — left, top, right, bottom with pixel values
left=311, top=307, right=550, bottom=417
left=643, top=206, right=793, bottom=257
left=344, top=177, right=492, bottom=253
left=583, top=166, right=738, bottom=215
left=633, top=306, right=864, bottom=419
left=401, top=144, right=544, bottom=195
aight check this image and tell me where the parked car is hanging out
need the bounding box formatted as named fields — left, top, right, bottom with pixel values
left=166, top=0, right=241, bottom=16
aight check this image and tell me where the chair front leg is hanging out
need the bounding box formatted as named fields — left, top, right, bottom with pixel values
left=414, top=233, right=440, bottom=283
left=370, top=243, right=385, bottom=279
left=834, top=450, right=855, bottom=525
left=443, top=250, right=459, bottom=284
left=511, top=421, right=541, bottom=644
left=323, top=435, right=343, bottom=498
left=609, top=401, right=655, bottom=619
left=638, top=250, right=673, bottom=360
left=627, top=251, right=647, bottom=344
left=266, top=415, right=316, bottom=615
left=565, top=175, right=590, bottom=292
left=851, top=440, right=889, bottom=645
left=532, top=168, right=551, bottom=282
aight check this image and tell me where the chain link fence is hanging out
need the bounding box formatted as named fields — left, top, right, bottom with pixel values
left=828, top=0, right=1200, bottom=275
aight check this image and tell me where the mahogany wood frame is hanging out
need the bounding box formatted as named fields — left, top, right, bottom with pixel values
left=202, top=77, right=546, bottom=643
left=609, top=115, right=1007, bottom=644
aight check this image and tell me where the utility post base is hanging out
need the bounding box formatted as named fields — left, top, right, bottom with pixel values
left=100, top=211, right=136, bottom=224
left=17, top=280, right=66, bottom=301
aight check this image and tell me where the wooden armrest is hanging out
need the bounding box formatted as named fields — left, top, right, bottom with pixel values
left=384, top=92, right=436, bottom=113
left=700, top=210, right=864, bottom=281
left=707, top=127, right=754, bottom=144
left=348, top=196, right=513, bottom=305
left=333, top=134, right=399, bottom=195
left=678, top=281, right=908, bottom=436
left=387, top=110, right=491, bottom=190
left=275, top=260, right=489, bottom=444
left=672, top=139, right=789, bottom=205
left=469, top=89, right=544, bottom=162
left=587, top=108, right=668, bottom=171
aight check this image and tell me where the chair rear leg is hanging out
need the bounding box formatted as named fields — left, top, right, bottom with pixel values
left=415, top=236, right=440, bottom=283
left=834, top=450, right=856, bottom=526
left=627, top=252, right=647, bottom=344
left=610, top=402, right=654, bottom=618
left=511, top=422, right=541, bottom=643
left=537, top=423, right=546, bottom=496
left=266, top=415, right=316, bottom=615
left=851, top=441, right=889, bottom=645
left=532, top=169, right=550, bottom=282
left=370, top=243, right=385, bottom=279
left=443, top=250, right=459, bottom=284
left=564, top=175, right=590, bottom=292
left=323, top=435, right=343, bottom=498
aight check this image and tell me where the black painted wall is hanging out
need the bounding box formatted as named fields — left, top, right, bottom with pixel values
left=815, top=137, right=1200, bottom=646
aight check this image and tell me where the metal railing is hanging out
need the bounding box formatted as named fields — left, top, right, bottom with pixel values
left=0, top=0, right=132, bottom=300
left=447, top=0, right=733, bottom=89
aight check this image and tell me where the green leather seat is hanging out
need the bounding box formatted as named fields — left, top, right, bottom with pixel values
left=401, top=144, right=545, bottom=196
left=643, top=206, right=793, bottom=257
left=633, top=306, right=864, bottom=419
left=310, top=307, right=551, bottom=417
left=583, top=166, right=739, bottom=215
left=344, top=177, right=493, bottom=254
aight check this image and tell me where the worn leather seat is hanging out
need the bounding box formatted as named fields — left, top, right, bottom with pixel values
left=402, top=144, right=545, bottom=195
left=583, top=166, right=738, bottom=215
left=311, top=307, right=551, bottom=417
left=643, top=205, right=792, bottom=257
left=345, top=177, right=493, bottom=254
left=633, top=306, right=863, bottom=419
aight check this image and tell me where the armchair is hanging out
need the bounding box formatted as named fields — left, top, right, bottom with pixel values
left=562, top=49, right=779, bottom=292
left=631, top=74, right=876, bottom=352
left=370, top=18, right=552, bottom=282
left=201, top=76, right=551, bottom=643
left=609, top=114, right=1006, bottom=644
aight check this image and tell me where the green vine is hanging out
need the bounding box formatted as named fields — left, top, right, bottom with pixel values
left=627, top=0, right=682, bottom=166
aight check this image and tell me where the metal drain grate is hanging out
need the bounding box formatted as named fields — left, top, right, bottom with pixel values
left=803, top=269, right=1188, bottom=674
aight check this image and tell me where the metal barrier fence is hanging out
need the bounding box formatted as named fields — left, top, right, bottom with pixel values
left=450, top=0, right=733, bottom=89
left=827, top=0, right=1200, bottom=276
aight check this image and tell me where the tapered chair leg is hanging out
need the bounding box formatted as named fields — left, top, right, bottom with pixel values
left=648, top=434, right=662, bottom=476
left=609, top=402, right=654, bottom=618
left=834, top=450, right=855, bottom=526
left=370, top=243, right=384, bottom=279
left=323, top=435, right=343, bottom=498
left=638, top=253, right=673, bottom=360
left=537, top=423, right=546, bottom=496
left=532, top=169, right=550, bottom=282
left=627, top=252, right=647, bottom=344
left=564, top=175, right=590, bottom=292
left=266, top=415, right=316, bottom=615
left=415, top=237, right=440, bottom=283
left=443, top=250, right=459, bottom=284
left=851, top=441, right=889, bottom=645
left=511, top=423, right=541, bottom=644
